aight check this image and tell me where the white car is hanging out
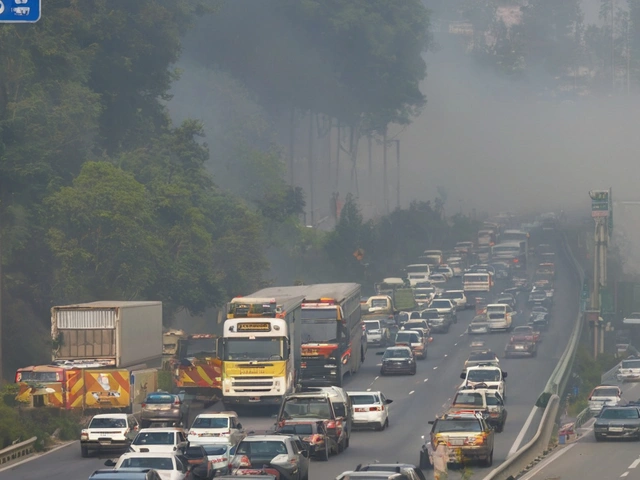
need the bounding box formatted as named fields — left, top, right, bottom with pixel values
left=429, top=298, right=456, bottom=315
left=588, top=385, right=623, bottom=414
left=129, top=428, right=188, bottom=454
left=460, top=365, right=508, bottom=400
left=188, top=412, right=245, bottom=445
left=428, top=273, right=447, bottom=285
left=348, top=391, right=393, bottom=431
left=439, top=290, right=468, bottom=309
left=107, top=452, right=187, bottom=480
left=435, top=265, right=454, bottom=279
left=364, top=319, right=389, bottom=346
left=617, top=358, right=640, bottom=382
left=192, top=440, right=236, bottom=476
left=80, top=413, right=139, bottom=457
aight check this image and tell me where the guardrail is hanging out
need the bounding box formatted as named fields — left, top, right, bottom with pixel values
left=0, top=437, right=37, bottom=466
left=482, top=230, right=585, bottom=480
left=480, top=395, right=560, bottom=480
left=601, top=361, right=621, bottom=384
left=574, top=406, right=592, bottom=430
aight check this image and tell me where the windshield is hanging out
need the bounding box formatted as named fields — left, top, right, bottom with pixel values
left=396, top=332, right=419, bottom=343
left=202, top=445, right=230, bottom=456
left=145, top=394, right=174, bottom=404
left=592, top=388, right=619, bottom=397
left=493, top=246, right=520, bottom=255
left=384, top=349, right=411, bottom=359
left=622, top=360, right=640, bottom=369
left=133, top=432, right=175, bottom=445
left=514, top=327, right=532, bottom=334
left=192, top=417, right=229, bottom=429
left=301, top=308, right=339, bottom=343
left=486, top=395, right=501, bottom=406
left=464, top=275, right=489, bottom=283
left=453, top=392, right=484, bottom=406
left=486, top=306, right=505, bottom=315
left=236, top=441, right=287, bottom=458
left=407, top=266, right=429, bottom=274
left=467, top=369, right=501, bottom=382
left=600, top=408, right=640, bottom=419
left=364, top=322, right=380, bottom=331
left=119, top=457, right=174, bottom=470
left=224, top=338, right=284, bottom=361
left=409, top=274, right=426, bottom=279
left=431, top=300, right=451, bottom=309
left=88, top=417, right=126, bottom=429
left=17, top=371, right=59, bottom=382
left=468, top=352, right=495, bottom=361
left=279, top=423, right=314, bottom=435
left=187, top=338, right=216, bottom=357
left=370, top=299, right=389, bottom=309
left=282, top=397, right=331, bottom=418
left=435, top=419, right=482, bottom=433
left=440, top=292, right=460, bottom=299
left=404, top=322, right=425, bottom=330
left=350, top=394, right=379, bottom=405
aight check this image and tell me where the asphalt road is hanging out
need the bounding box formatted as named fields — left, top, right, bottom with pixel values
left=521, top=380, right=640, bottom=480
left=0, top=235, right=580, bottom=480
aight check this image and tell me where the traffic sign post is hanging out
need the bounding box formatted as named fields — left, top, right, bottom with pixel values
left=0, top=0, right=41, bottom=23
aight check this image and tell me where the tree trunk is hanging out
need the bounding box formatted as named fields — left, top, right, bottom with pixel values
left=368, top=135, right=373, bottom=205
left=308, top=112, right=315, bottom=226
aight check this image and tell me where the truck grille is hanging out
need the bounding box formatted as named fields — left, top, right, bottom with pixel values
left=231, top=378, right=274, bottom=392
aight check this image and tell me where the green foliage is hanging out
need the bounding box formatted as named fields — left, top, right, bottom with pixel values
left=158, top=370, right=173, bottom=393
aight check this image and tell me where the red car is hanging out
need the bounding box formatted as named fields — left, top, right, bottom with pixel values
left=511, top=326, right=540, bottom=343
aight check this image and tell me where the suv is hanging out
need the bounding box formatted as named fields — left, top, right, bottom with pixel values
left=460, top=365, right=508, bottom=401
left=421, top=412, right=494, bottom=467
left=354, top=463, right=426, bottom=480
left=129, top=428, right=188, bottom=454
left=395, top=330, right=427, bottom=360
left=140, top=391, right=189, bottom=428
left=81, top=413, right=139, bottom=457
left=277, top=392, right=350, bottom=455
left=348, top=391, right=393, bottom=431
left=447, top=386, right=507, bottom=432
left=297, top=384, right=353, bottom=439
left=231, top=434, right=310, bottom=480
left=275, top=420, right=331, bottom=461
left=364, top=319, right=391, bottom=346
left=188, top=412, right=245, bottom=445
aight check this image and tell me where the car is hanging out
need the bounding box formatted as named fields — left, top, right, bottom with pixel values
left=353, top=463, right=426, bottom=480
left=512, top=326, right=540, bottom=343
left=277, top=391, right=350, bottom=454
left=504, top=336, right=537, bottom=358
left=460, top=365, right=507, bottom=400
left=464, top=350, right=500, bottom=370
left=296, top=385, right=353, bottom=439
left=177, top=444, right=214, bottom=480
left=348, top=391, right=393, bottom=431
left=455, top=242, right=474, bottom=254
left=528, top=312, right=550, bottom=330
left=588, top=386, right=624, bottom=414
left=434, top=265, right=454, bottom=279
left=140, top=392, right=189, bottom=429
left=493, top=294, right=516, bottom=310
left=429, top=299, right=457, bottom=318
left=467, top=315, right=491, bottom=335
left=485, top=303, right=515, bottom=331
left=401, top=319, right=431, bottom=337
left=88, top=469, right=163, bottom=480
left=617, top=357, right=640, bottom=382
left=276, top=420, right=331, bottom=461
left=395, top=329, right=427, bottom=360
left=447, top=386, right=507, bottom=432
left=379, top=346, right=417, bottom=376
left=129, top=428, right=188, bottom=454
left=187, top=412, right=245, bottom=446
left=438, top=290, right=468, bottom=310
left=230, top=434, right=310, bottom=480
left=104, top=452, right=188, bottom=480
left=594, top=406, right=640, bottom=441
left=364, top=319, right=392, bottom=347
left=81, top=413, right=140, bottom=457
left=421, top=411, right=494, bottom=467
left=428, top=273, right=448, bottom=285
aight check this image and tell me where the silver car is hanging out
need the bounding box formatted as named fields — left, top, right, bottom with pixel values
left=594, top=406, right=640, bottom=441
left=231, top=435, right=310, bottom=480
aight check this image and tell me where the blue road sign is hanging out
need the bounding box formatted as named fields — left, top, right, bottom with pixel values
left=0, top=0, right=41, bottom=23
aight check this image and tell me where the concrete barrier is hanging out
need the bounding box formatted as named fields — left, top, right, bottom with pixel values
left=480, top=395, right=560, bottom=480
left=0, top=437, right=37, bottom=466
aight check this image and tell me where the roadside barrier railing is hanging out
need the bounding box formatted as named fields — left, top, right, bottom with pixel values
left=0, top=437, right=37, bottom=466
left=482, top=229, right=585, bottom=480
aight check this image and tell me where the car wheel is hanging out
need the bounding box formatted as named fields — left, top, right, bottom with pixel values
left=419, top=450, right=431, bottom=469
left=384, top=418, right=389, bottom=429
left=595, top=433, right=604, bottom=442
left=484, top=449, right=494, bottom=467
left=411, top=367, right=417, bottom=375
left=318, top=445, right=329, bottom=461
left=376, top=421, right=385, bottom=431
left=380, top=369, right=385, bottom=376
left=338, top=437, right=345, bottom=453
left=80, top=445, right=89, bottom=458
left=496, top=422, right=504, bottom=433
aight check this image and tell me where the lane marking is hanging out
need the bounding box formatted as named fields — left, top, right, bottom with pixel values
left=630, top=459, right=640, bottom=469
left=0, top=440, right=77, bottom=473
left=409, top=390, right=415, bottom=395
left=424, top=378, right=429, bottom=382
left=433, top=366, right=438, bottom=370
left=376, top=363, right=382, bottom=366
left=374, top=376, right=379, bottom=381
left=621, top=472, right=629, bottom=477
left=454, top=343, right=458, bottom=346
left=459, top=333, right=465, bottom=337
left=508, top=405, right=539, bottom=457
left=366, top=388, right=371, bottom=391
left=444, top=354, right=448, bottom=358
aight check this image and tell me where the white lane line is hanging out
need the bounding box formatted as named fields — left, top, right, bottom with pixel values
left=621, top=472, right=629, bottom=477
left=518, top=438, right=577, bottom=480
left=374, top=376, right=380, bottom=381
left=459, top=333, right=465, bottom=337
left=454, top=343, right=458, bottom=346
left=508, top=405, right=539, bottom=457
left=433, top=366, right=438, bottom=370
left=424, top=378, right=429, bottom=382
left=366, top=388, right=371, bottom=391
left=444, top=354, right=448, bottom=358
left=376, top=363, right=382, bottom=366
left=0, top=440, right=77, bottom=473
left=629, top=458, right=640, bottom=469
left=409, top=390, right=415, bottom=395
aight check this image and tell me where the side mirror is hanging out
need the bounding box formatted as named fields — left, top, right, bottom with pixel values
left=104, top=459, right=117, bottom=467
left=460, top=373, right=466, bottom=379
left=385, top=399, right=393, bottom=404
left=503, top=372, right=508, bottom=378
left=428, top=420, right=434, bottom=425
left=301, top=450, right=309, bottom=458
left=237, top=423, right=243, bottom=430
left=376, top=351, right=385, bottom=356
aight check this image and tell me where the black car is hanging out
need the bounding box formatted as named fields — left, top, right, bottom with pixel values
left=528, top=290, right=550, bottom=307
left=594, top=406, right=640, bottom=441
left=276, top=420, right=330, bottom=461
left=528, top=312, right=550, bottom=330
left=379, top=346, right=417, bottom=376
left=494, top=294, right=516, bottom=310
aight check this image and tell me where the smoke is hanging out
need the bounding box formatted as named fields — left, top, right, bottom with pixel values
left=395, top=30, right=640, bottom=217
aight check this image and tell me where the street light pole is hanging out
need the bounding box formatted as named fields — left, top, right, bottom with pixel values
left=393, top=140, right=400, bottom=210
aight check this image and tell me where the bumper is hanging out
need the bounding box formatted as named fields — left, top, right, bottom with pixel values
left=381, top=363, right=415, bottom=374
left=447, top=445, right=492, bottom=463
left=595, top=427, right=640, bottom=438
left=222, top=395, right=283, bottom=406
left=430, top=323, right=449, bottom=333
left=140, top=410, right=182, bottom=423
left=468, top=327, right=490, bottom=334
left=489, top=323, right=509, bottom=330
left=367, top=334, right=384, bottom=345
left=82, top=440, right=129, bottom=451
left=505, top=347, right=535, bottom=356
left=353, top=412, right=385, bottom=428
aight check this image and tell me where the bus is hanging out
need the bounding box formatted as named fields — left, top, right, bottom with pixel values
left=220, top=295, right=304, bottom=408
left=297, top=283, right=363, bottom=387
left=463, top=272, right=493, bottom=294
left=500, top=230, right=529, bottom=257
left=491, top=241, right=526, bottom=270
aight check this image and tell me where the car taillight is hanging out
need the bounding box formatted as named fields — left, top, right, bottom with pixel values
left=141, top=403, right=146, bottom=408
left=308, top=434, right=324, bottom=444
left=174, top=398, right=181, bottom=405
left=80, top=430, right=88, bottom=440
left=326, top=421, right=336, bottom=429
left=369, top=406, right=383, bottom=412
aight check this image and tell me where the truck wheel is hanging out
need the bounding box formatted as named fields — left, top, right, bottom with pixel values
left=81, top=445, right=89, bottom=458
left=419, top=450, right=430, bottom=469
left=483, top=450, right=494, bottom=467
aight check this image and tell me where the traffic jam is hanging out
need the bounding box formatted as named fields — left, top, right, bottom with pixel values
left=77, top=214, right=561, bottom=480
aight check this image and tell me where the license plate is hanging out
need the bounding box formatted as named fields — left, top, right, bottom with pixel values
left=249, top=397, right=261, bottom=402
left=449, top=439, right=464, bottom=446
left=515, top=345, right=525, bottom=350
left=303, top=350, right=319, bottom=356
left=609, top=426, right=624, bottom=432
left=240, top=369, right=263, bottom=375
left=99, top=440, right=112, bottom=445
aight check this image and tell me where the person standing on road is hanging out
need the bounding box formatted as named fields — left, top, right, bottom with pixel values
left=427, top=439, right=450, bottom=480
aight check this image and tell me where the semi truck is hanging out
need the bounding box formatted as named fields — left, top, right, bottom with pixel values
left=220, top=294, right=304, bottom=409
left=51, top=301, right=163, bottom=368
left=162, top=329, right=187, bottom=369
left=173, top=333, right=222, bottom=408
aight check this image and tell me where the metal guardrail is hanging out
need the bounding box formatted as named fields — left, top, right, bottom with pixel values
left=482, top=230, right=585, bottom=480
left=480, top=395, right=560, bottom=480
left=0, top=437, right=37, bottom=466
left=574, top=406, right=592, bottom=430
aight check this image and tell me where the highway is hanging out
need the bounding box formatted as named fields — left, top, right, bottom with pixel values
left=0, top=235, right=580, bottom=480
left=521, top=380, right=640, bottom=480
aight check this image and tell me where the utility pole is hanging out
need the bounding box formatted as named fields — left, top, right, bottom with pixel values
left=382, top=130, right=389, bottom=214
left=393, top=139, right=400, bottom=210
left=308, top=112, right=315, bottom=226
